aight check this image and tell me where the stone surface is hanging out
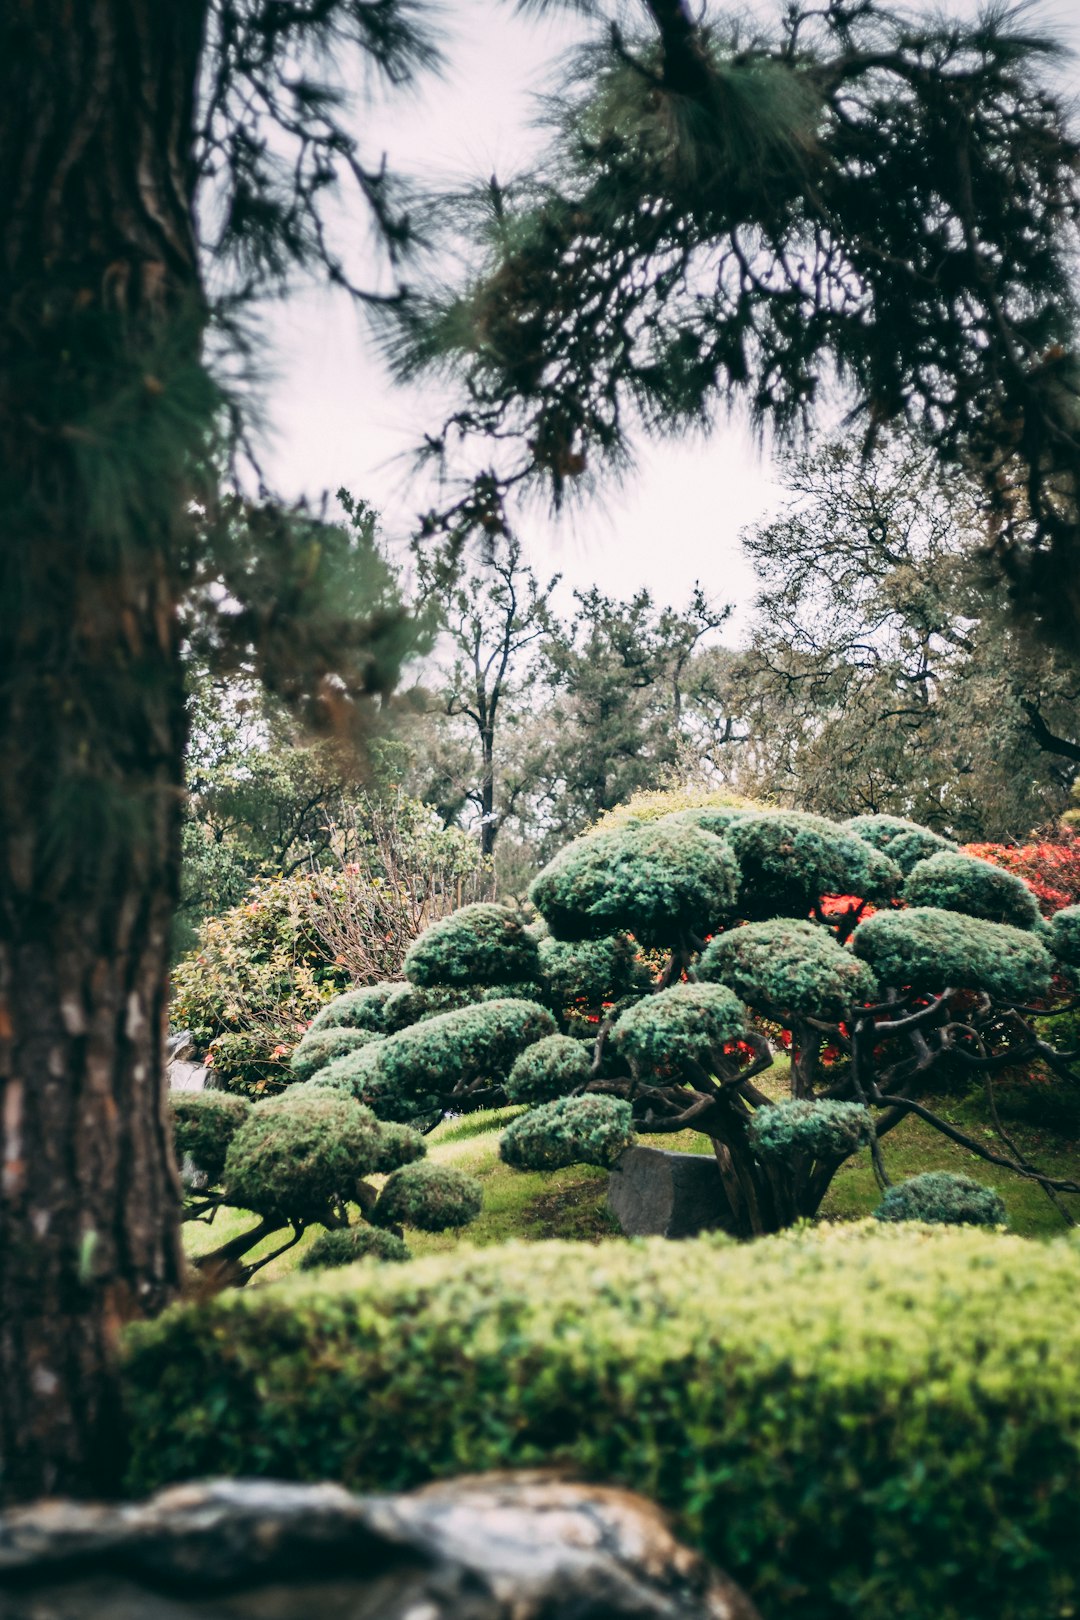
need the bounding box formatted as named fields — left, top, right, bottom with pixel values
left=168, top=1059, right=208, bottom=1093
left=608, top=1147, right=733, bottom=1239
left=0, top=1473, right=759, bottom=1620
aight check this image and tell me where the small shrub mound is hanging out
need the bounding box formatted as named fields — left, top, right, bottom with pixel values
left=853, top=907, right=1052, bottom=1002
left=223, top=1094, right=384, bottom=1221
left=845, top=813, right=957, bottom=873
left=874, top=1171, right=1008, bottom=1227
left=288, top=1027, right=384, bottom=1085
left=299, top=1225, right=410, bottom=1270
left=373, top=1161, right=482, bottom=1232
left=506, top=1034, right=591, bottom=1105
left=500, top=1094, right=635, bottom=1170
left=611, top=983, right=745, bottom=1071
left=699, top=918, right=878, bottom=1021
left=403, top=903, right=540, bottom=987
left=1049, top=903, right=1080, bottom=969
left=903, top=850, right=1041, bottom=931
left=172, top=1091, right=251, bottom=1184
left=123, top=1227, right=1080, bottom=1620
left=308, top=984, right=400, bottom=1034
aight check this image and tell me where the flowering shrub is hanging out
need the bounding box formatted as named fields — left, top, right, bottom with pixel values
left=963, top=829, right=1080, bottom=917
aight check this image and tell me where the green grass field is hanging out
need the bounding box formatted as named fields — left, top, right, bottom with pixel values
left=182, top=1071, right=1080, bottom=1284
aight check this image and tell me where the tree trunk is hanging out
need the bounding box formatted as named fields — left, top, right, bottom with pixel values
left=0, top=1, right=210, bottom=1500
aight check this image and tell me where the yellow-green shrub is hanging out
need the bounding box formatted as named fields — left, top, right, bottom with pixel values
left=124, top=1225, right=1080, bottom=1620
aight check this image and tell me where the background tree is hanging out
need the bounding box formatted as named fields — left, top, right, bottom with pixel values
left=0, top=0, right=440, bottom=1500
left=393, top=0, right=1080, bottom=643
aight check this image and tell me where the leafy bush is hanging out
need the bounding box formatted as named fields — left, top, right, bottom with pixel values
left=500, top=1095, right=636, bottom=1170
left=964, top=830, right=1080, bottom=917
left=530, top=820, right=740, bottom=946
left=853, top=907, right=1053, bottom=1002
left=611, top=983, right=745, bottom=1072
left=382, top=982, right=485, bottom=1031
left=874, top=1172, right=1008, bottom=1227
left=726, top=810, right=900, bottom=917
left=903, top=850, right=1041, bottom=930
left=172, top=1091, right=251, bottom=1184
left=223, top=1094, right=387, bottom=1222
left=845, top=814, right=957, bottom=873
left=403, top=903, right=540, bottom=987
left=299, top=1225, right=411, bottom=1270
left=123, top=1226, right=1080, bottom=1620
left=373, top=1161, right=483, bottom=1231
left=537, top=932, right=647, bottom=1004
left=288, top=1027, right=384, bottom=1085
left=750, top=1099, right=874, bottom=1162
left=1049, top=904, right=1080, bottom=969
left=506, top=1033, right=592, bottom=1104
left=699, top=918, right=878, bottom=1020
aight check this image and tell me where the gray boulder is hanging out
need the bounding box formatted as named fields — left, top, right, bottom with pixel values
left=0, top=1472, right=759, bottom=1620
left=608, top=1147, right=733, bottom=1239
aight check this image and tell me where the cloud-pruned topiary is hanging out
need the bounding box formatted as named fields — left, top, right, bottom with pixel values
left=368, top=1120, right=427, bottom=1174
left=612, top=983, right=745, bottom=1073
left=853, top=907, right=1053, bottom=1002
left=404, top=903, right=541, bottom=988
left=350, top=998, right=558, bottom=1123
left=1048, top=904, right=1080, bottom=968
left=288, top=1026, right=385, bottom=1085
left=845, top=814, right=958, bottom=874
left=874, top=1171, right=1008, bottom=1227
left=299, top=1225, right=411, bottom=1270
left=725, top=811, right=900, bottom=917
left=750, top=1099, right=874, bottom=1163
left=222, top=1093, right=387, bottom=1222
left=529, top=820, right=740, bottom=946
left=903, top=850, right=1041, bottom=930
left=373, top=1161, right=483, bottom=1232
left=382, top=982, right=482, bottom=1031
left=172, top=1091, right=251, bottom=1185
left=308, top=984, right=399, bottom=1035
left=699, top=919, right=879, bottom=1021
left=538, top=932, right=648, bottom=1005
left=659, top=805, right=756, bottom=837
left=500, top=1094, right=636, bottom=1170
left=507, top=1034, right=592, bottom=1104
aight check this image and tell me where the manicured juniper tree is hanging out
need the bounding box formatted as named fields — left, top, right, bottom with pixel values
left=321, top=809, right=1080, bottom=1237
left=172, top=1087, right=481, bottom=1287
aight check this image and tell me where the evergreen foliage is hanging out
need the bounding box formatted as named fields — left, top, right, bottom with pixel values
left=874, top=1172, right=1008, bottom=1228
left=506, top=1034, right=592, bottom=1104
left=852, top=908, right=1053, bottom=1003
left=403, top=902, right=540, bottom=986
left=903, top=851, right=1042, bottom=931
left=1049, top=904, right=1080, bottom=969
left=749, top=1100, right=874, bottom=1163
left=529, top=819, right=739, bottom=946
left=499, top=1095, right=636, bottom=1171
left=309, top=984, right=400, bottom=1034
left=699, top=918, right=878, bottom=1021
left=288, top=1027, right=385, bottom=1085
left=172, top=1092, right=252, bottom=1186
left=846, top=815, right=958, bottom=874
left=373, top=1161, right=483, bottom=1231
left=299, top=1225, right=411, bottom=1270
left=222, top=1094, right=387, bottom=1222
left=612, top=983, right=745, bottom=1072
left=725, top=811, right=899, bottom=918
left=537, top=932, right=647, bottom=1004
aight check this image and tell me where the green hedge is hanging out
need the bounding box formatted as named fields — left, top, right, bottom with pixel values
left=123, top=1226, right=1080, bottom=1620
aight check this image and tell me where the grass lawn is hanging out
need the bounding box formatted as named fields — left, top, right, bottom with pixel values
left=182, top=1074, right=1080, bottom=1284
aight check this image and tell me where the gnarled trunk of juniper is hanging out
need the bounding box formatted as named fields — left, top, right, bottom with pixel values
left=0, top=1, right=210, bottom=1500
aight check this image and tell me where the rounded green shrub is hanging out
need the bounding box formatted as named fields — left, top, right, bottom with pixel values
left=874, top=1171, right=1008, bottom=1227
left=223, top=1093, right=386, bottom=1221
left=350, top=998, right=558, bottom=1122
left=903, top=851, right=1041, bottom=930
left=699, top=919, right=879, bottom=1021
left=308, top=984, right=398, bottom=1035
left=538, top=932, right=648, bottom=1004
left=529, top=821, right=740, bottom=947
left=659, top=805, right=756, bottom=837
left=373, top=1161, right=483, bottom=1231
left=1048, top=903, right=1080, bottom=968
left=750, top=1099, right=873, bottom=1162
left=404, top=903, right=541, bottom=987
left=612, top=983, right=745, bottom=1073
left=852, top=907, right=1053, bottom=1002
left=845, top=814, right=957, bottom=874
left=507, top=1033, right=592, bottom=1104
left=171, top=1091, right=251, bottom=1185
left=299, top=1225, right=411, bottom=1270
left=726, top=811, right=900, bottom=917
left=124, top=1227, right=1080, bottom=1620
left=368, top=1120, right=426, bottom=1173
left=499, top=1094, right=635, bottom=1170
left=303, top=1043, right=384, bottom=1098
left=288, top=1026, right=384, bottom=1085
left=382, top=982, right=481, bottom=1031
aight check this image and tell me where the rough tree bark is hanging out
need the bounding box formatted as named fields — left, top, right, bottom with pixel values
left=0, top=1, right=210, bottom=1500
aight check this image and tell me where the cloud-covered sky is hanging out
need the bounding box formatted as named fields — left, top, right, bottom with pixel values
left=259, top=0, right=1078, bottom=623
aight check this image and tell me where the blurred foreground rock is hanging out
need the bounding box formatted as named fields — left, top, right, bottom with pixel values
left=0, top=1472, right=759, bottom=1619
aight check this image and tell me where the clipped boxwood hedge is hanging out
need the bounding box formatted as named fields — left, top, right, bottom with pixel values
left=123, top=1226, right=1080, bottom=1620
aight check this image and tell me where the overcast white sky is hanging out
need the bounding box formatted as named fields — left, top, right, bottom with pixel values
left=259, top=0, right=1079, bottom=623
